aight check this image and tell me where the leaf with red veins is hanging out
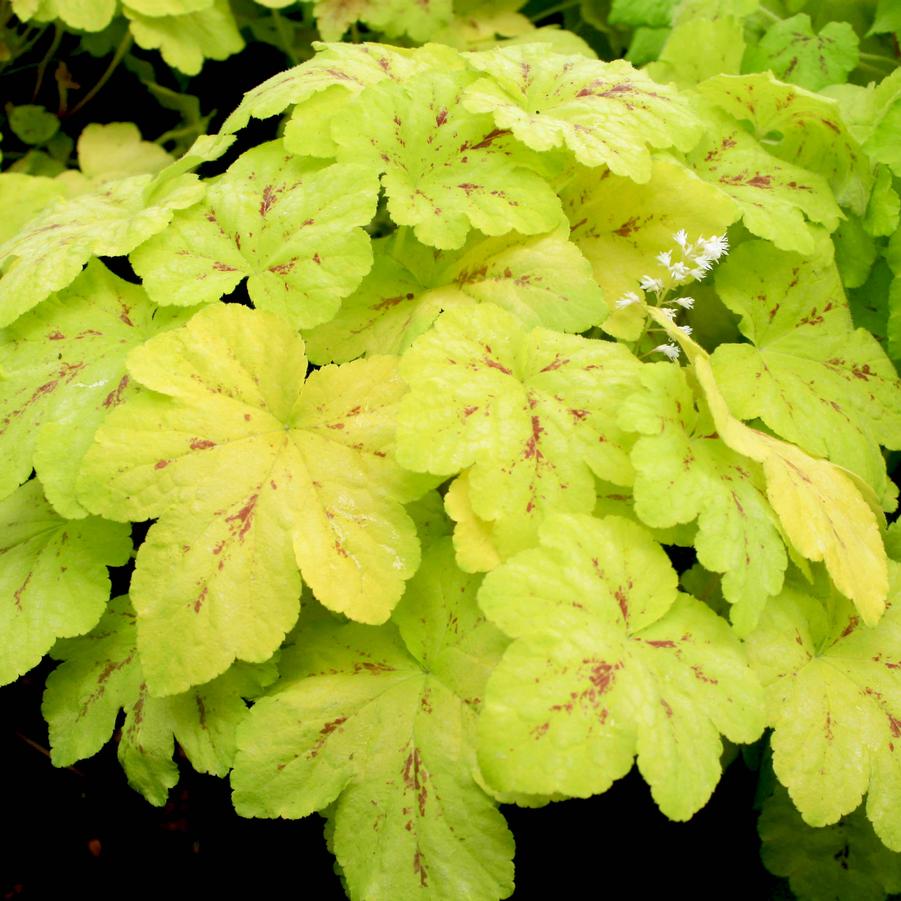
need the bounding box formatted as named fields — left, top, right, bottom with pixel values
left=745, top=570, right=901, bottom=852
left=331, top=69, right=563, bottom=250
left=0, top=261, right=196, bottom=517
left=0, top=479, right=131, bottom=687
left=77, top=304, right=420, bottom=695
left=397, top=304, right=640, bottom=556
left=231, top=540, right=513, bottom=901
left=688, top=109, right=841, bottom=254
left=44, top=595, right=277, bottom=806
left=222, top=40, right=442, bottom=134
left=462, top=45, right=702, bottom=182
left=303, top=227, right=605, bottom=363
left=619, top=361, right=787, bottom=635
left=477, top=514, right=765, bottom=820
left=698, top=73, right=871, bottom=215
left=711, top=240, right=901, bottom=509
left=131, top=140, right=379, bottom=329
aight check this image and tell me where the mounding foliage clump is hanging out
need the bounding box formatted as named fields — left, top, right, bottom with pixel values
left=2, top=1, right=901, bottom=898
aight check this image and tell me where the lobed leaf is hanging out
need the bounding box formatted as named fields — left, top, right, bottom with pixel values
left=476, top=514, right=766, bottom=819
left=131, top=141, right=379, bottom=329
left=0, top=480, right=131, bottom=686
left=711, top=240, right=901, bottom=509
left=331, top=69, right=564, bottom=250
left=746, top=574, right=901, bottom=851
left=0, top=261, right=196, bottom=516
left=0, top=172, right=203, bottom=328
left=396, top=304, right=640, bottom=553
left=462, top=45, right=702, bottom=181
left=78, top=304, right=422, bottom=695
left=304, top=227, right=605, bottom=362
left=43, top=595, right=276, bottom=805
left=232, top=540, right=514, bottom=901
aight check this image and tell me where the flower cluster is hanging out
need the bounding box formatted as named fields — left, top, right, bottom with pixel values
left=615, top=230, right=729, bottom=361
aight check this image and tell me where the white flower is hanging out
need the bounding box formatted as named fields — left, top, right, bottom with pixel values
left=690, top=267, right=709, bottom=281
left=678, top=324, right=693, bottom=335
left=658, top=307, right=677, bottom=320
left=702, top=233, right=729, bottom=259
left=639, top=275, right=664, bottom=293
left=670, top=296, right=695, bottom=309
left=653, top=342, right=680, bottom=360
left=615, top=291, right=641, bottom=309
left=673, top=229, right=688, bottom=249
left=668, top=261, right=690, bottom=280
left=656, top=250, right=673, bottom=267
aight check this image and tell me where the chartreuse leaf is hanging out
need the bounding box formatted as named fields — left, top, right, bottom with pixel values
left=131, top=141, right=378, bottom=328
left=698, top=73, right=871, bottom=215
left=331, top=69, right=563, bottom=250
left=743, top=13, right=859, bottom=92
left=688, top=108, right=841, bottom=254
left=0, top=171, right=203, bottom=328
left=619, top=362, right=786, bottom=634
left=8, top=104, right=59, bottom=146
left=443, top=470, right=533, bottom=573
left=231, top=540, right=514, bottom=901
left=0, top=173, right=67, bottom=245
left=222, top=42, right=436, bottom=134
left=871, top=0, right=901, bottom=37
left=312, top=0, right=453, bottom=42
left=304, top=226, right=605, bottom=363
left=77, top=304, right=422, bottom=696
left=43, top=595, right=277, bottom=806
left=647, top=15, right=745, bottom=86
left=608, top=0, right=677, bottom=26
left=650, top=307, right=890, bottom=626
left=124, top=0, right=213, bottom=13
left=559, top=157, right=738, bottom=338
left=11, top=0, right=116, bottom=31
left=430, top=0, right=532, bottom=49
left=80, top=305, right=425, bottom=694
left=864, top=165, right=900, bottom=238
left=0, top=480, right=131, bottom=686
left=77, top=123, right=173, bottom=182
left=745, top=572, right=901, bottom=851
left=0, top=261, right=195, bottom=516
left=124, top=0, right=244, bottom=76
left=476, top=514, right=765, bottom=819
left=461, top=46, right=701, bottom=181
left=759, top=785, right=901, bottom=901
left=710, top=240, right=901, bottom=508
left=396, top=304, right=640, bottom=553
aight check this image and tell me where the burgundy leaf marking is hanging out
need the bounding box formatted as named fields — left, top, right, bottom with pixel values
left=103, top=375, right=129, bottom=408
left=225, top=493, right=259, bottom=542
left=307, top=716, right=348, bottom=760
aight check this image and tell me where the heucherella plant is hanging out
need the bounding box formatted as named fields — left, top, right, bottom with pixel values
left=1, top=14, right=900, bottom=900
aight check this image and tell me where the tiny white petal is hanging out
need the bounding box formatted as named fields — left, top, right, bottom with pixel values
left=640, top=275, right=664, bottom=292
left=615, top=291, right=641, bottom=309
left=673, top=229, right=688, bottom=249
left=653, top=343, right=681, bottom=360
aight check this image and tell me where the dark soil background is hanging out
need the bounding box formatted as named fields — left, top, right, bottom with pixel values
left=2, top=658, right=790, bottom=899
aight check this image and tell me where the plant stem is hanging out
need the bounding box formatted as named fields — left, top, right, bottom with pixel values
left=32, top=23, right=61, bottom=100
left=66, top=31, right=132, bottom=117
left=532, top=0, right=580, bottom=24
left=272, top=10, right=299, bottom=66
